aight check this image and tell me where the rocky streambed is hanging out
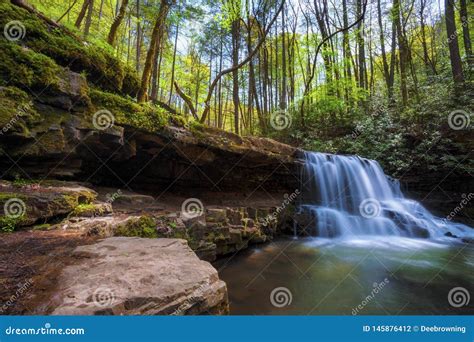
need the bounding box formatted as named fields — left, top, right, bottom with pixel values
left=0, top=180, right=294, bottom=315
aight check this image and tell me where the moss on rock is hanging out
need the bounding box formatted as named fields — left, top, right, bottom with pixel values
left=115, top=216, right=158, bottom=238
left=0, top=2, right=140, bottom=97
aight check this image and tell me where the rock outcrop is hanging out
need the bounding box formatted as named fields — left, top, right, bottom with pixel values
left=0, top=180, right=97, bottom=229
left=50, top=237, right=229, bottom=315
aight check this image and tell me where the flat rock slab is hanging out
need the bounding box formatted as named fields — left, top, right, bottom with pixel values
left=51, top=237, right=228, bottom=315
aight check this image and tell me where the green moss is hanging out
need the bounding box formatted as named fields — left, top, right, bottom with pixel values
left=89, top=88, right=172, bottom=131
left=0, top=215, right=24, bottom=233
left=0, top=87, right=39, bottom=135
left=71, top=203, right=108, bottom=217
left=0, top=2, right=140, bottom=97
left=0, top=193, right=27, bottom=201
left=31, top=223, right=51, bottom=231
left=0, top=39, right=62, bottom=91
left=72, top=203, right=96, bottom=216
left=12, top=178, right=41, bottom=187
left=115, top=216, right=158, bottom=238
left=48, top=191, right=96, bottom=217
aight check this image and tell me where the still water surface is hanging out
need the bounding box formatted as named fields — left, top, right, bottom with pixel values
left=216, top=237, right=474, bottom=315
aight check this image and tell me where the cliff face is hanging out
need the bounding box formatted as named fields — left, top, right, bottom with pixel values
left=0, top=2, right=301, bottom=193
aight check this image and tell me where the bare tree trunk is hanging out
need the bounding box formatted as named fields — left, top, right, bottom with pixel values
left=108, top=0, right=129, bottom=46
left=377, top=0, right=390, bottom=95
left=168, top=21, right=180, bottom=105
left=232, top=19, right=240, bottom=134
left=136, top=0, right=141, bottom=72
left=445, top=0, right=464, bottom=84
left=137, top=0, right=171, bottom=102
left=75, top=0, right=90, bottom=28
left=459, top=0, right=473, bottom=67
left=83, top=0, right=94, bottom=38
left=393, top=0, right=408, bottom=105
left=356, top=0, right=366, bottom=90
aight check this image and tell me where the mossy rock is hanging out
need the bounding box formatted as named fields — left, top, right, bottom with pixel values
left=0, top=87, right=40, bottom=136
left=115, top=216, right=158, bottom=238
left=0, top=181, right=97, bottom=229
left=0, top=2, right=139, bottom=97
left=89, top=88, right=176, bottom=132
left=71, top=202, right=112, bottom=218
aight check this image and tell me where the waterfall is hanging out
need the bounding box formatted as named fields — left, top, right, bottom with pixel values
left=299, top=152, right=473, bottom=239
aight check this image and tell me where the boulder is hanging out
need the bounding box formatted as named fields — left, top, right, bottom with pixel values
left=51, top=237, right=229, bottom=315
left=0, top=180, right=97, bottom=228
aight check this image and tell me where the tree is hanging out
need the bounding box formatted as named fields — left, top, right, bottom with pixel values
left=445, top=0, right=464, bottom=84
left=108, top=0, right=130, bottom=46
left=459, top=0, right=472, bottom=67
left=137, top=0, right=173, bottom=103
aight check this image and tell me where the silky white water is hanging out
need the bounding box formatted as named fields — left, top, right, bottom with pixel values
left=300, top=152, right=473, bottom=239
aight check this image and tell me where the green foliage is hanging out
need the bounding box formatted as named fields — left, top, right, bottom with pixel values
left=294, top=81, right=474, bottom=178
left=115, top=216, right=158, bottom=238
left=0, top=215, right=24, bottom=233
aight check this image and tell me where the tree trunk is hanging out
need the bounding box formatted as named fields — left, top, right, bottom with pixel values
left=136, top=0, right=141, bottom=72
left=137, top=0, right=171, bottom=102
left=459, top=0, right=473, bottom=67
left=232, top=19, right=240, bottom=134
left=356, top=0, right=366, bottom=89
left=377, top=0, right=390, bottom=96
left=445, top=0, right=464, bottom=84
left=75, top=0, right=90, bottom=28
left=168, top=21, right=180, bottom=105
left=393, top=0, right=408, bottom=105
left=107, top=0, right=129, bottom=46
left=83, top=0, right=94, bottom=38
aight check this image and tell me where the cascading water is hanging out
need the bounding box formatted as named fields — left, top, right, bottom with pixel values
left=299, top=151, right=473, bottom=239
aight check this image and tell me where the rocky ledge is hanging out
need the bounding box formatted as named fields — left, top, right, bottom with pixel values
left=50, top=237, right=228, bottom=315
left=0, top=180, right=293, bottom=315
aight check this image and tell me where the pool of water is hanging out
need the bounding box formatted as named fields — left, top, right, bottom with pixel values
left=215, top=237, right=474, bottom=315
